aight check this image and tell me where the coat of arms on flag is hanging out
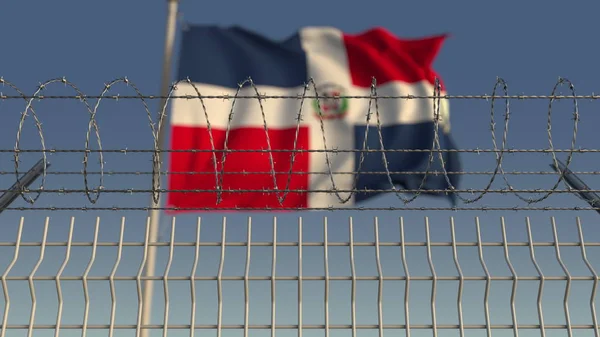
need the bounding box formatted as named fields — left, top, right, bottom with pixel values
left=313, top=83, right=349, bottom=120
left=166, top=25, right=461, bottom=210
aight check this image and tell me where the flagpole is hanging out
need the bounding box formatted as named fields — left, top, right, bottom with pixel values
left=142, top=0, right=179, bottom=336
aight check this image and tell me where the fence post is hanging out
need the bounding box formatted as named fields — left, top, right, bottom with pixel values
left=141, top=0, right=180, bottom=336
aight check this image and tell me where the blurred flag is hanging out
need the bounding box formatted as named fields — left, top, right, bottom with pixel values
left=166, top=25, right=461, bottom=210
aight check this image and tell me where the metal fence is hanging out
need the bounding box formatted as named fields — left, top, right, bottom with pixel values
left=1, top=77, right=600, bottom=336
left=1, top=215, right=600, bottom=337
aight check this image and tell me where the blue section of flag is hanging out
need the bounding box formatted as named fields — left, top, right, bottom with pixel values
left=177, top=26, right=308, bottom=88
left=353, top=123, right=461, bottom=205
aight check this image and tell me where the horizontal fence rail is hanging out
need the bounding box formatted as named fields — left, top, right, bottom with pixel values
left=0, top=76, right=598, bottom=212
left=0, top=215, right=599, bottom=336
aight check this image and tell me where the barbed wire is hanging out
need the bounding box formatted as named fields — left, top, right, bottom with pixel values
left=0, top=76, right=593, bottom=210
left=3, top=188, right=600, bottom=194
left=3, top=148, right=600, bottom=153
left=3, top=94, right=600, bottom=100
left=3, top=206, right=600, bottom=211
left=3, top=170, right=599, bottom=176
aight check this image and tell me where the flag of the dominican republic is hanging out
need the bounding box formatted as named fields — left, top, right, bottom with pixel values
left=167, top=25, right=461, bottom=210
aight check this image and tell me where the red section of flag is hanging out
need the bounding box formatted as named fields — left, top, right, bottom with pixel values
left=167, top=126, right=310, bottom=211
left=343, top=27, right=447, bottom=88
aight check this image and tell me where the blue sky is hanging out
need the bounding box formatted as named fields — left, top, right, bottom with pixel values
left=2, top=0, right=600, bottom=336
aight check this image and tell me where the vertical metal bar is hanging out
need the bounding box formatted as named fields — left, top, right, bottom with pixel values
left=163, top=218, right=176, bottom=337
left=500, top=217, right=518, bottom=337
left=525, top=217, right=546, bottom=337
left=142, top=213, right=160, bottom=337
left=28, top=217, right=49, bottom=337
left=425, top=217, right=437, bottom=337
left=81, top=217, right=100, bottom=337
left=298, top=217, right=303, bottom=337
left=142, top=0, right=180, bottom=335
left=190, top=217, right=201, bottom=337
left=450, top=217, right=465, bottom=337
left=55, top=217, right=75, bottom=337
left=323, top=217, right=329, bottom=337
left=349, top=217, right=357, bottom=337
left=400, top=217, right=410, bottom=337
left=137, top=218, right=152, bottom=337
left=217, top=217, right=226, bottom=337
left=244, top=217, right=252, bottom=337
left=272, top=217, right=278, bottom=337
left=551, top=217, right=573, bottom=337
left=1, top=217, right=23, bottom=337
left=374, top=217, right=384, bottom=337
left=576, top=217, right=599, bottom=337
left=475, top=217, right=492, bottom=337
left=109, top=217, right=125, bottom=337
